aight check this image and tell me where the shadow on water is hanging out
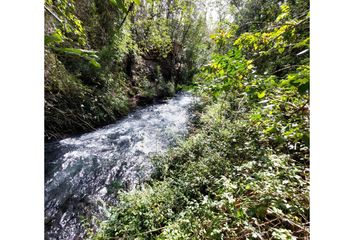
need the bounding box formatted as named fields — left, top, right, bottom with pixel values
left=45, top=92, right=198, bottom=240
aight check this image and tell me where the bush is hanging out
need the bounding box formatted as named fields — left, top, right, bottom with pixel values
left=93, top=93, right=309, bottom=239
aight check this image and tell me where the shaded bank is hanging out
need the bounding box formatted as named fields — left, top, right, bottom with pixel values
left=44, top=0, right=210, bottom=141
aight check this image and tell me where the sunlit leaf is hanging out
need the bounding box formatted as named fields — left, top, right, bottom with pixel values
left=257, top=90, right=266, bottom=99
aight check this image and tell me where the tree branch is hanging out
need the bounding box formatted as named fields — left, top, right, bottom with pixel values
left=44, top=5, right=62, bottom=23
left=117, top=3, right=135, bottom=31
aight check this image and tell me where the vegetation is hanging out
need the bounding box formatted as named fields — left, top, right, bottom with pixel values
left=45, top=0, right=210, bottom=140
left=45, top=0, right=309, bottom=239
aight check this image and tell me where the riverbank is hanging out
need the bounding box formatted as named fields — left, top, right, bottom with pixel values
left=45, top=48, right=178, bottom=142
left=45, top=92, right=198, bottom=240
left=93, top=92, right=309, bottom=240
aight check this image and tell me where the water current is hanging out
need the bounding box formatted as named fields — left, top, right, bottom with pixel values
left=45, top=92, right=197, bottom=239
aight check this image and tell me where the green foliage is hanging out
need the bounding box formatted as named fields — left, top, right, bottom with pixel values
left=45, top=0, right=309, bottom=238
left=45, top=0, right=209, bottom=139
left=53, top=47, right=101, bottom=68
left=127, top=0, right=211, bottom=85
left=92, top=1, right=309, bottom=239
left=134, top=18, right=173, bottom=58
left=45, top=50, right=130, bottom=139
left=45, top=0, right=87, bottom=45
left=45, top=0, right=100, bottom=68
left=93, top=95, right=309, bottom=239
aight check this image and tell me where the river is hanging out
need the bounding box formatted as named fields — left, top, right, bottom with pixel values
left=45, top=92, right=198, bottom=240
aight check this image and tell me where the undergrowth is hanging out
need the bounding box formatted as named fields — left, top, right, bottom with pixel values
left=92, top=93, right=309, bottom=240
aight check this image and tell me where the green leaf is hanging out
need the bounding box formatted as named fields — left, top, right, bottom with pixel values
left=275, top=13, right=287, bottom=22
left=45, top=32, right=63, bottom=45
left=294, top=37, right=310, bottom=48
left=109, top=0, right=117, bottom=6
left=60, top=48, right=82, bottom=55
left=89, top=59, right=101, bottom=68
left=251, top=113, right=262, bottom=121
left=257, top=90, right=266, bottom=99
left=116, top=0, right=128, bottom=13
left=236, top=208, right=245, bottom=219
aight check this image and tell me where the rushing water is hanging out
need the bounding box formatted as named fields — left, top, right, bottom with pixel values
left=45, top=92, right=197, bottom=240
